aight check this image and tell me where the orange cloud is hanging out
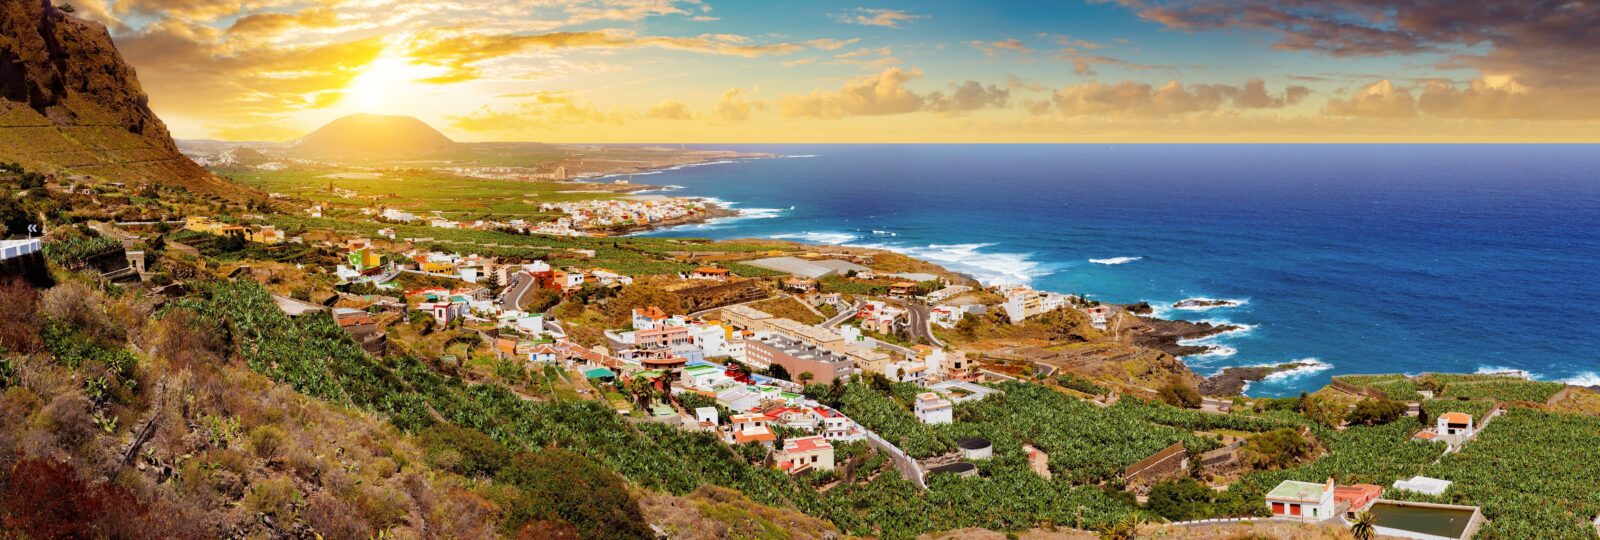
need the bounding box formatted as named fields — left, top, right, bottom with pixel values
left=1046, top=79, right=1307, bottom=117
left=777, top=68, right=1007, bottom=118
left=406, top=30, right=802, bottom=84
left=834, top=8, right=925, bottom=28
left=966, top=39, right=1033, bottom=57
left=712, top=88, right=762, bottom=122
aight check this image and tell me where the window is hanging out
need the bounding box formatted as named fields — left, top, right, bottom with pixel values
left=1272, top=502, right=1285, bottom=515
left=1290, top=504, right=1302, bottom=516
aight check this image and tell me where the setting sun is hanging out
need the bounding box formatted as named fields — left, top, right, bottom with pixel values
left=337, top=53, right=434, bottom=115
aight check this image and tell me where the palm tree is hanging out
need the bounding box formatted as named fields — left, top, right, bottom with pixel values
left=1098, top=513, right=1143, bottom=540
left=798, top=371, right=815, bottom=386
left=1351, top=510, right=1377, bottom=540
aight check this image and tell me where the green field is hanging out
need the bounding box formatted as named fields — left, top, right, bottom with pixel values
left=226, top=167, right=623, bottom=221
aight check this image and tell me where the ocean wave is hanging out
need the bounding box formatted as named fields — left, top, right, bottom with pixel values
left=1473, top=365, right=1533, bottom=379
left=1089, top=256, right=1142, bottom=265
left=1171, top=297, right=1249, bottom=311
left=633, top=184, right=686, bottom=194
left=1177, top=322, right=1258, bottom=347
left=870, top=230, right=898, bottom=237
left=770, top=231, right=859, bottom=245
left=1184, top=345, right=1238, bottom=360
left=1260, top=359, right=1333, bottom=382
left=1562, top=372, right=1600, bottom=386
left=845, top=241, right=1052, bottom=286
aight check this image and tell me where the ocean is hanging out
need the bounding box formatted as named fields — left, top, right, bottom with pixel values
left=631, top=145, right=1600, bottom=396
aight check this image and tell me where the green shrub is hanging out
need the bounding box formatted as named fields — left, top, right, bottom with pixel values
left=248, top=425, right=288, bottom=459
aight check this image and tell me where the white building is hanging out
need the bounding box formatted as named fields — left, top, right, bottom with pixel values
left=775, top=436, right=834, bottom=474
left=1265, top=479, right=1337, bottom=522
left=1000, top=286, right=1069, bottom=324
left=1437, top=412, right=1475, bottom=437
left=914, top=392, right=954, bottom=424
left=1393, top=476, right=1453, bottom=496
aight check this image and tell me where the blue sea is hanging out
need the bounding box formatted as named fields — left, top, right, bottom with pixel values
left=630, top=145, right=1600, bottom=396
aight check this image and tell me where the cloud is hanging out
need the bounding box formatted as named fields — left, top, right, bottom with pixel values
left=646, top=99, right=695, bottom=120
left=1049, top=34, right=1106, bottom=50
left=560, top=0, right=703, bottom=25
left=926, top=81, right=1011, bottom=113
left=966, top=39, right=1033, bottom=57
left=115, top=19, right=385, bottom=133
left=776, top=67, right=1008, bottom=118
left=1114, top=0, right=1600, bottom=89
left=450, top=91, right=626, bottom=135
left=226, top=7, right=340, bottom=37
left=834, top=8, right=925, bottom=28
left=405, top=29, right=803, bottom=84
left=1322, top=80, right=1417, bottom=118
left=1322, top=77, right=1600, bottom=120
left=1044, top=79, right=1309, bottom=117
left=712, top=88, right=762, bottom=121
left=834, top=46, right=897, bottom=67
left=1236, top=78, right=1311, bottom=109
left=805, top=38, right=861, bottom=51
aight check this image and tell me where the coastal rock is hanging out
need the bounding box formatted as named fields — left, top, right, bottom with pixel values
left=1199, top=362, right=1315, bottom=396
left=1122, top=316, right=1242, bottom=358
left=1123, top=301, right=1154, bottom=315
left=1172, top=298, right=1243, bottom=310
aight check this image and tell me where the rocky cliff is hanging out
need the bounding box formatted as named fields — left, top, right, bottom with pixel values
left=0, top=0, right=248, bottom=199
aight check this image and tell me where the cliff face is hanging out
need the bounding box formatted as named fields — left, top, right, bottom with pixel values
left=0, top=0, right=248, bottom=199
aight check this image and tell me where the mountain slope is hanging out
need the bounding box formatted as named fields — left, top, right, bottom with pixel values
left=289, top=113, right=458, bottom=157
left=0, top=0, right=248, bottom=199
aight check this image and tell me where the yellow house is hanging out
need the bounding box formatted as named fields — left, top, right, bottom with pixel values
left=248, top=226, right=285, bottom=244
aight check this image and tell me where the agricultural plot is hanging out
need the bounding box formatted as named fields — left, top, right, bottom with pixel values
left=1401, top=408, right=1600, bottom=539
left=176, top=281, right=1151, bottom=540
left=1334, top=374, right=1424, bottom=401
left=229, top=168, right=618, bottom=220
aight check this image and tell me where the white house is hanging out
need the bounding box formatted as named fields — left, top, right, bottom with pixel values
left=694, top=406, right=719, bottom=429
left=810, top=406, right=865, bottom=441
left=716, top=387, right=761, bottom=412
left=681, top=363, right=736, bottom=391
left=914, top=392, right=954, bottom=424
left=1265, top=479, right=1337, bottom=522
left=1437, top=412, right=1475, bottom=437
left=775, top=436, right=834, bottom=474
left=884, top=360, right=930, bottom=384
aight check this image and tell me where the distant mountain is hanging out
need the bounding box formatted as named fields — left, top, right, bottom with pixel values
left=0, top=0, right=250, bottom=199
left=289, top=114, right=458, bottom=157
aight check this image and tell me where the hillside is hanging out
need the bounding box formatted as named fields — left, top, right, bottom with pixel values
left=289, top=113, right=458, bottom=157
left=0, top=0, right=247, bottom=199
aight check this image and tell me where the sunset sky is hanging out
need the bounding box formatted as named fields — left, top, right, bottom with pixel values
left=82, top=0, right=1600, bottom=143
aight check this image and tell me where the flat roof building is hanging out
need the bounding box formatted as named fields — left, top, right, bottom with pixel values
left=745, top=333, right=856, bottom=383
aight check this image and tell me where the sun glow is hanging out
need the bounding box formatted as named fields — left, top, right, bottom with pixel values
left=338, top=54, right=431, bottom=113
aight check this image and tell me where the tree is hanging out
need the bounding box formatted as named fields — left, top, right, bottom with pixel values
left=1299, top=393, right=1347, bottom=427
left=1351, top=510, right=1377, bottom=540
left=1145, top=478, right=1216, bottom=521
left=765, top=363, right=791, bottom=382
left=1239, top=428, right=1312, bottom=471
left=797, top=371, right=815, bottom=386
left=1348, top=398, right=1407, bottom=426
left=1157, top=381, right=1202, bottom=409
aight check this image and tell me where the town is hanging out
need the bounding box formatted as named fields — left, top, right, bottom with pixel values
left=4, top=153, right=1598, bottom=539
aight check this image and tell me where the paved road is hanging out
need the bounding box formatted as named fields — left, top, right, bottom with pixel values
left=820, top=301, right=860, bottom=328
left=883, top=298, right=944, bottom=347
left=500, top=271, right=535, bottom=312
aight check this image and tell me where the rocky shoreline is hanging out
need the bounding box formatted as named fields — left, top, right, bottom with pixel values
left=592, top=201, right=741, bottom=236
left=1119, top=309, right=1243, bottom=358
left=1198, top=362, right=1315, bottom=396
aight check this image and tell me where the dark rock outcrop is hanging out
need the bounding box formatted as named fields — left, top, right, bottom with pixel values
left=0, top=0, right=248, bottom=198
